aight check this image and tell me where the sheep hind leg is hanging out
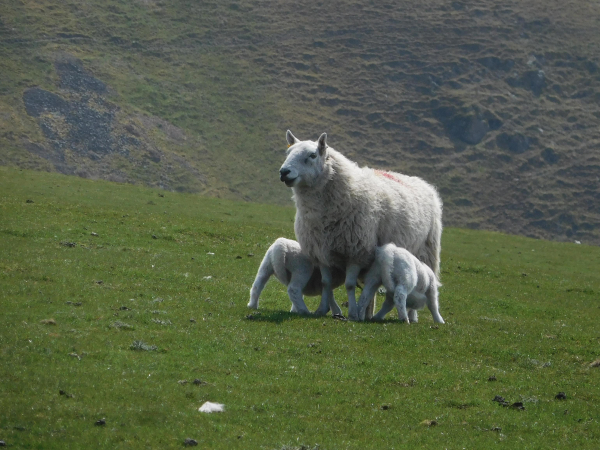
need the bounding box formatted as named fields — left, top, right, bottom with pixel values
left=393, top=286, right=410, bottom=323
left=426, top=286, right=445, bottom=324
left=372, top=291, right=395, bottom=321
left=248, top=251, right=275, bottom=309
left=365, top=292, right=376, bottom=320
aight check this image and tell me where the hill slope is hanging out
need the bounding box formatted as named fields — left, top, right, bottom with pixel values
left=1, top=0, right=599, bottom=244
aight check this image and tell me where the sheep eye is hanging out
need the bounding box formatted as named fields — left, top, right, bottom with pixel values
left=309, top=153, right=317, bottom=159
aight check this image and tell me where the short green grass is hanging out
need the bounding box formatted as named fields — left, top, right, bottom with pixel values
left=1, top=166, right=599, bottom=449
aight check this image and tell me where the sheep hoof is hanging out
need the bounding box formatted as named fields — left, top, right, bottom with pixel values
left=314, top=308, right=329, bottom=317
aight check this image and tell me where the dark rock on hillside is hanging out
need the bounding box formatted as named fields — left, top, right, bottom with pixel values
left=496, top=133, right=533, bottom=153
left=24, top=86, right=119, bottom=157
left=541, top=148, right=559, bottom=164
left=506, top=70, right=547, bottom=96
left=431, top=103, right=492, bottom=145
left=56, top=58, right=107, bottom=94
left=23, top=88, right=69, bottom=117
left=20, top=55, right=204, bottom=192
left=476, top=57, right=515, bottom=72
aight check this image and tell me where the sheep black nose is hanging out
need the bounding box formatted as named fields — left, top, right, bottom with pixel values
left=280, top=168, right=291, bottom=181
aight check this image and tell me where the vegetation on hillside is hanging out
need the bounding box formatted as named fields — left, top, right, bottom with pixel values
left=1, top=0, right=600, bottom=245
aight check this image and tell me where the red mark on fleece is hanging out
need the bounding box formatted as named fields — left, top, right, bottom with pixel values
left=375, top=170, right=405, bottom=185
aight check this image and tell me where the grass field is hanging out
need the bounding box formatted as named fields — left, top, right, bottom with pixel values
left=1, top=166, right=599, bottom=449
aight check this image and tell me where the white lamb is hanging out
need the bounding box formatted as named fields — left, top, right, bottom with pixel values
left=248, top=238, right=344, bottom=314
left=248, top=238, right=376, bottom=317
left=279, top=131, right=443, bottom=321
left=357, top=243, right=444, bottom=324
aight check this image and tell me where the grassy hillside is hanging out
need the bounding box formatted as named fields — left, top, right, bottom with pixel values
left=1, top=0, right=600, bottom=245
left=1, top=167, right=599, bottom=449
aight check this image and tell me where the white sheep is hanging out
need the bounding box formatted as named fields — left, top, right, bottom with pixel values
left=357, top=243, right=444, bottom=324
left=248, top=238, right=376, bottom=317
left=279, top=131, right=443, bottom=320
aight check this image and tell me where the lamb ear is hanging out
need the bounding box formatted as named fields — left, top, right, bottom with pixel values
left=286, top=130, right=299, bottom=147
left=317, top=132, right=327, bottom=156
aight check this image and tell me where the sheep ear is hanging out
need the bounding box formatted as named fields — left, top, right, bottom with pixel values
left=286, top=130, right=299, bottom=147
left=317, top=133, right=327, bottom=156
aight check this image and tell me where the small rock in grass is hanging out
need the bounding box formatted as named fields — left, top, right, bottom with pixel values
left=95, top=280, right=103, bottom=285
left=247, top=253, right=254, bottom=257
left=91, top=232, right=98, bottom=237
left=488, top=375, right=497, bottom=382
left=332, top=313, right=347, bottom=321
left=193, top=379, right=207, bottom=386
left=199, top=401, right=224, bottom=413
left=190, top=318, right=196, bottom=323
left=420, top=419, right=437, bottom=427
left=152, top=235, right=158, bottom=239
left=40, top=318, right=57, bottom=325
left=184, top=438, right=198, bottom=446
left=491, top=426, right=502, bottom=432
left=0, top=440, right=6, bottom=446
left=95, top=418, right=106, bottom=426
left=111, top=321, right=134, bottom=331
left=236, top=255, right=242, bottom=259
left=510, top=402, right=525, bottom=410
left=130, top=340, right=157, bottom=351
left=26, top=199, right=34, bottom=203
left=178, top=380, right=188, bottom=385
left=381, top=404, right=390, bottom=410
left=590, top=359, right=600, bottom=368
left=555, top=392, right=567, bottom=400
left=493, top=395, right=509, bottom=406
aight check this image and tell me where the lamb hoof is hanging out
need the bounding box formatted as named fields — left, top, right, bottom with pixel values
left=247, top=302, right=258, bottom=309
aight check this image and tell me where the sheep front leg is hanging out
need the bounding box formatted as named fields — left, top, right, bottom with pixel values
left=345, top=264, right=362, bottom=321
left=357, top=276, right=380, bottom=321
left=314, top=266, right=342, bottom=316
left=408, top=309, right=418, bottom=323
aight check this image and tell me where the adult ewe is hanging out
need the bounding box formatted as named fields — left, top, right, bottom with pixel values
left=279, top=131, right=442, bottom=320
